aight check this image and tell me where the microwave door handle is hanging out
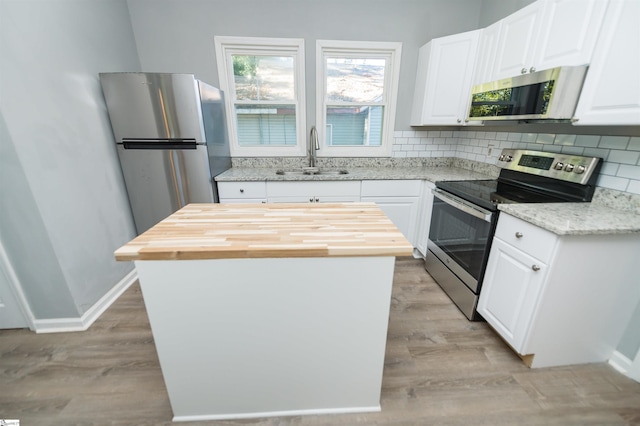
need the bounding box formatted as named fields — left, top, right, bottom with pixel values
left=433, top=189, right=493, bottom=223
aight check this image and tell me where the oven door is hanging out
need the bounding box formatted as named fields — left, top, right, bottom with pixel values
left=428, top=189, right=495, bottom=292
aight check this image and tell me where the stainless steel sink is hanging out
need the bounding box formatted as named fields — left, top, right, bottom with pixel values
left=276, top=169, right=348, bottom=176
left=275, top=170, right=306, bottom=175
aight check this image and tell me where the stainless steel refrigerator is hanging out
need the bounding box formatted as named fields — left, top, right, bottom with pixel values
left=100, top=73, right=231, bottom=235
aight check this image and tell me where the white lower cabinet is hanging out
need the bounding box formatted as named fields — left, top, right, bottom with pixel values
left=218, top=181, right=267, bottom=203
left=478, top=213, right=640, bottom=368
left=361, top=180, right=422, bottom=248
left=479, top=237, right=548, bottom=352
left=267, top=181, right=361, bottom=203
left=218, top=179, right=432, bottom=250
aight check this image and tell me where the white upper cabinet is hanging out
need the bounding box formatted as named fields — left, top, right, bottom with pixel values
left=573, top=0, right=640, bottom=125
left=410, top=29, right=481, bottom=126
left=473, top=20, right=502, bottom=85
left=532, top=0, right=608, bottom=70
left=490, top=0, right=608, bottom=81
left=492, top=1, right=545, bottom=80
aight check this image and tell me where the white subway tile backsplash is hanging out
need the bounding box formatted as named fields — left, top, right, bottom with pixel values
left=597, top=175, right=629, bottom=191
left=575, top=135, right=600, bottom=148
left=394, top=130, right=640, bottom=195
left=608, top=150, right=640, bottom=165
left=555, top=134, right=576, bottom=146
left=582, top=147, right=610, bottom=159
left=617, top=164, right=640, bottom=180
left=600, top=162, right=619, bottom=176
left=560, top=146, right=584, bottom=155
left=507, top=133, right=522, bottom=142
left=626, top=180, right=640, bottom=195
left=599, top=136, right=629, bottom=150
left=536, top=133, right=555, bottom=144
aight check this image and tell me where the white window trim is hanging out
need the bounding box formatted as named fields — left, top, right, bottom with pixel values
left=316, top=40, right=402, bottom=158
left=214, top=36, right=306, bottom=157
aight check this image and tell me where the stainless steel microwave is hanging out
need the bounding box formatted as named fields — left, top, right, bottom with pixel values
left=467, top=65, right=588, bottom=121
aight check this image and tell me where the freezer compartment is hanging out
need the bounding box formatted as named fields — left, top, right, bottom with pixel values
left=100, top=73, right=206, bottom=143
left=117, top=144, right=214, bottom=234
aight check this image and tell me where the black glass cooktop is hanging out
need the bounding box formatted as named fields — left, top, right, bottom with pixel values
left=436, top=179, right=569, bottom=211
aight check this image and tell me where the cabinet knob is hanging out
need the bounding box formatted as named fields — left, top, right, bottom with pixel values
left=239, top=189, right=244, bottom=193
left=521, top=68, right=528, bottom=74
left=309, top=197, right=314, bottom=202
left=457, top=118, right=462, bottom=123
left=532, top=265, right=541, bottom=272
left=315, top=197, right=320, bottom=202
left=515, top=232, right=523, bottom=238
left=529, top=66, right=536, bottom=73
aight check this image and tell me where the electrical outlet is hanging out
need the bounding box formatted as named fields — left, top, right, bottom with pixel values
left=487, top=144, right=495, bottom=156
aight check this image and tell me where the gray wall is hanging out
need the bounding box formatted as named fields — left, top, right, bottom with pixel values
left=0, top=0, right=140, bottom=319
left=125, top=0, right=483, bottom=132
left=478, top=0, right=536, bottom=27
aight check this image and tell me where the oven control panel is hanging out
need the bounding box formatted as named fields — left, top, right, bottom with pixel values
left=497, top=149, right=601, bottom=185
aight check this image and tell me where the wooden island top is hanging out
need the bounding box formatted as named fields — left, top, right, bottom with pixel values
left=115, top=202, right=414, bottom=261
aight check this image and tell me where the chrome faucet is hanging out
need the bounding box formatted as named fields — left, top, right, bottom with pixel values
left=308, top=126, right=319, bottom=168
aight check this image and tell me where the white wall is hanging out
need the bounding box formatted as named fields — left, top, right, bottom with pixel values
left=125, top=0, right=483, bottom=131
left=0, top=0, right=141, bottom=319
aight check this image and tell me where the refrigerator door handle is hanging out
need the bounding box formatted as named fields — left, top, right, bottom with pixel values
left=123, top=141, right=198, bottom=150
left=168, top=150, right=187, bottom=208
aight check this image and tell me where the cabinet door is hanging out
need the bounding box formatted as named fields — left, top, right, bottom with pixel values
left=573, top=0, right=640, bottom=125
left=492, top=1, right=545, bottom=80
left=361, top=196, right=419, bottom=247
left=473, top=21, right=502, bottom=84
left=478, top=237, right=547, bottom=353
left=531, top=0, right=608, bottom=71
left=410, top=30, right=481, bottom=125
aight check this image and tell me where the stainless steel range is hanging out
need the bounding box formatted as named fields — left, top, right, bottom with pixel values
left=426, top=148, right=602, bottom=320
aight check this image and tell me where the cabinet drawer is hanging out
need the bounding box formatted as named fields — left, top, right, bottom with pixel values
left=267, top=181, right=360, bottom=197
left=217, top=181, right=266, bottom=199
left=361, top=180, right=422, bottom=197
left=494, top=213, right=557, bottom=263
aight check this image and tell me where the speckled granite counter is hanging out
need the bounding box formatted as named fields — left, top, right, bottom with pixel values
left=215, top=165, right=640, bottom=236
left=215, top=166, right=493, bottom=183
left=498, top=203, right=640, bottom=235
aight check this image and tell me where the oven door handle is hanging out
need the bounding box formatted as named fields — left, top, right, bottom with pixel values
left=433, top=188, right=493, bottom=223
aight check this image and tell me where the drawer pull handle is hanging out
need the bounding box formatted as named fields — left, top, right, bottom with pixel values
left=532, top=265, right=541, bottom=272
left=239, top=189, right=244, bottom=193
left=515, top=232, right=523, bottom=238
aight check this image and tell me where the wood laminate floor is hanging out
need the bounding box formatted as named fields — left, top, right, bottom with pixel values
left=1, top=258, right=639, bottom=425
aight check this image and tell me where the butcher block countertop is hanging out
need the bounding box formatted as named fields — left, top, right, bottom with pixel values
left=114, top=203, right=414, bottom=261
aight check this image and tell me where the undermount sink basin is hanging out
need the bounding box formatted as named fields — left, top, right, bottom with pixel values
left=276, top=169, right=349, bottom=176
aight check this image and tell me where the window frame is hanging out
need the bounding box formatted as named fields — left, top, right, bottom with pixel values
left=316, top=40, right=402, bottom=157
left=214, top=36, right=306, bottom=157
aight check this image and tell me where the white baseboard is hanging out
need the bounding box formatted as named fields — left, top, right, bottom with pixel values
left=609, top=350, right=632, bottom=375
left=173, top=405, right=381, bottom=422
left=34, top=269, right=138, bottom=334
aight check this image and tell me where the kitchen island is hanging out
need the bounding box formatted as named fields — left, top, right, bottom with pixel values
left=115, top=203, right=413, bottom=422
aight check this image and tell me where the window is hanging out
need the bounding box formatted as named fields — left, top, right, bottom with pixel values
left=215, top=36, right=306, bottom=157
left=316, top=40, right=402, bottom=157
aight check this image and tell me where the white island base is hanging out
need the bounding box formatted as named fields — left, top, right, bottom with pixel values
left=135, top=256, right=396, bottom=422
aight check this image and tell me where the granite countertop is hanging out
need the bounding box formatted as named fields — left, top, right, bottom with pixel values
left=498, top=203, right=640, bottom=236
left=216, top=166, right=640, bottom=236
left=215, top=166, right=493, bottom=183
left=114, top=203, right=414, bottom=261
